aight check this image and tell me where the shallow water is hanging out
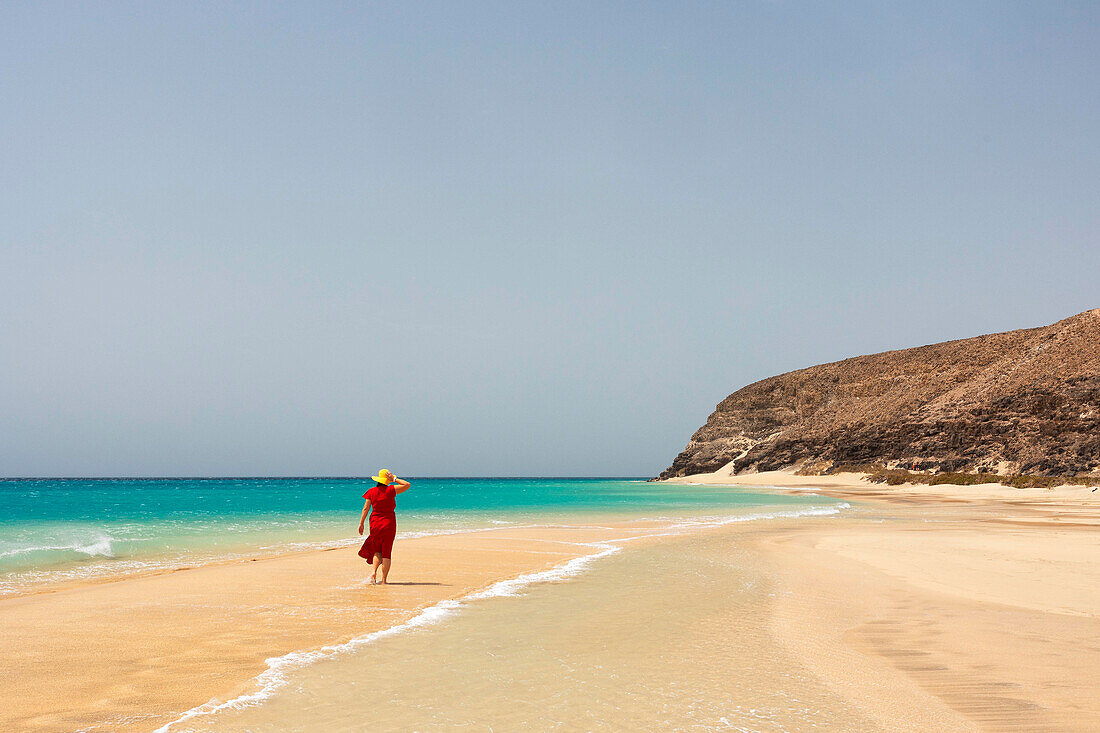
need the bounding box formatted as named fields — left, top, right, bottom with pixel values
left=0, top=478, right=820, bottom=595
left=170, top=516, right=872, bottom=732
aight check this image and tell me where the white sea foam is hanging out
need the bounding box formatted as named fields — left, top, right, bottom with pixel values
left=671, top=503, right=850, bottom=529
left=396, top=525, right=512, bottom=540
left=0, top=544, right=69, bottom=560
left=155, top=501, right=849, bottom=732
left=0, top=534, right=115, bottom=560
left=74, top=536, right=115, bottom=557
left=466, top=542, right=621, bottom=600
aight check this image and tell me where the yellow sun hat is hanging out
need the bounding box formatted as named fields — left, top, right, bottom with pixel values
left=371, top=468, right=395, bottom=484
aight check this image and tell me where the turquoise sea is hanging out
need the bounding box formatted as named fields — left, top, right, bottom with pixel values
left=0, top=477, right=824, bottom=595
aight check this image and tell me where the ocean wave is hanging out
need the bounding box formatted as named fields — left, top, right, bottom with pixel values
left=156, top=501, right=850, bottom=731
left=0, top=534, right=116, bottom=561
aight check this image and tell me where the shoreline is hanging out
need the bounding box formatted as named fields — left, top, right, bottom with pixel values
left=0, top=525, right=536, bottom=601
left=11, top=513, right=829, bottom=733
left=155, top=532, right=633, bottom=733
left=3, top=502, right=852, bottom=733
left=5, top=479, right=1099, bottom=731
left=2, top=523, right=647, bottom=732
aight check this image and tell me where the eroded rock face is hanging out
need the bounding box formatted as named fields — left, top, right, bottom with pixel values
left=658, top=310, right=1100, bottom=479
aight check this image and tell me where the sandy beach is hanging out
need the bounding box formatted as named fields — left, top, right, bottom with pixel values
left=666, top=469, right=1100, bottom=730
left=1, top=524, right=652, bottom=732
left=3, top=475, right=1098, bottom=731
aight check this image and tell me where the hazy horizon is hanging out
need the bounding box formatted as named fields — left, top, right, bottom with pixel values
left=3, top=2, right=1099, bottom=477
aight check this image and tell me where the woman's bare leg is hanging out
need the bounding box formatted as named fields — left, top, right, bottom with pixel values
left=380, top=558, right=392, bottom=584
left=371, top=553, right=382, bottom=583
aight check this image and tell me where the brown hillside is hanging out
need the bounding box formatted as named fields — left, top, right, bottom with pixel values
left=658, top=310, right=1100, bottom=479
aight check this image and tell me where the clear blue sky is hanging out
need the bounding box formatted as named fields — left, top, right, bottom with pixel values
left=2, top=2, right=1098, bottom=477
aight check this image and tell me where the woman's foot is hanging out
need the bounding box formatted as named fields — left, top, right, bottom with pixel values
left=368, top=576, right=377, bottom=585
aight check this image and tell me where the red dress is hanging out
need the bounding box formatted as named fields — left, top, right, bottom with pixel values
left=358, top=485, right=398, bottom=560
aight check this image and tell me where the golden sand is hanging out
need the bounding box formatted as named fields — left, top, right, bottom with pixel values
left=751, top=515, right=1100, bottom=731
left=1, top=525, right=654, bottom=732
left=667, top=468, right=1100, bottom=730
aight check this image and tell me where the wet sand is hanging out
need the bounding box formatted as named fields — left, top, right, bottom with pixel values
left=1, top=524, right=651, bottom=732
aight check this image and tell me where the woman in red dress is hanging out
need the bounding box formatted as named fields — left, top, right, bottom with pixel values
left=357, top=468, right=411, bottom=584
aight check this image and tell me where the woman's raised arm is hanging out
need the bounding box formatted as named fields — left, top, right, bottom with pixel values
left=394, top=477, right=411, bottom=495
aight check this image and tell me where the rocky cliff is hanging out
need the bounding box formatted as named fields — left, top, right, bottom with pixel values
left=658, top=310, right=1100, bottom=479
